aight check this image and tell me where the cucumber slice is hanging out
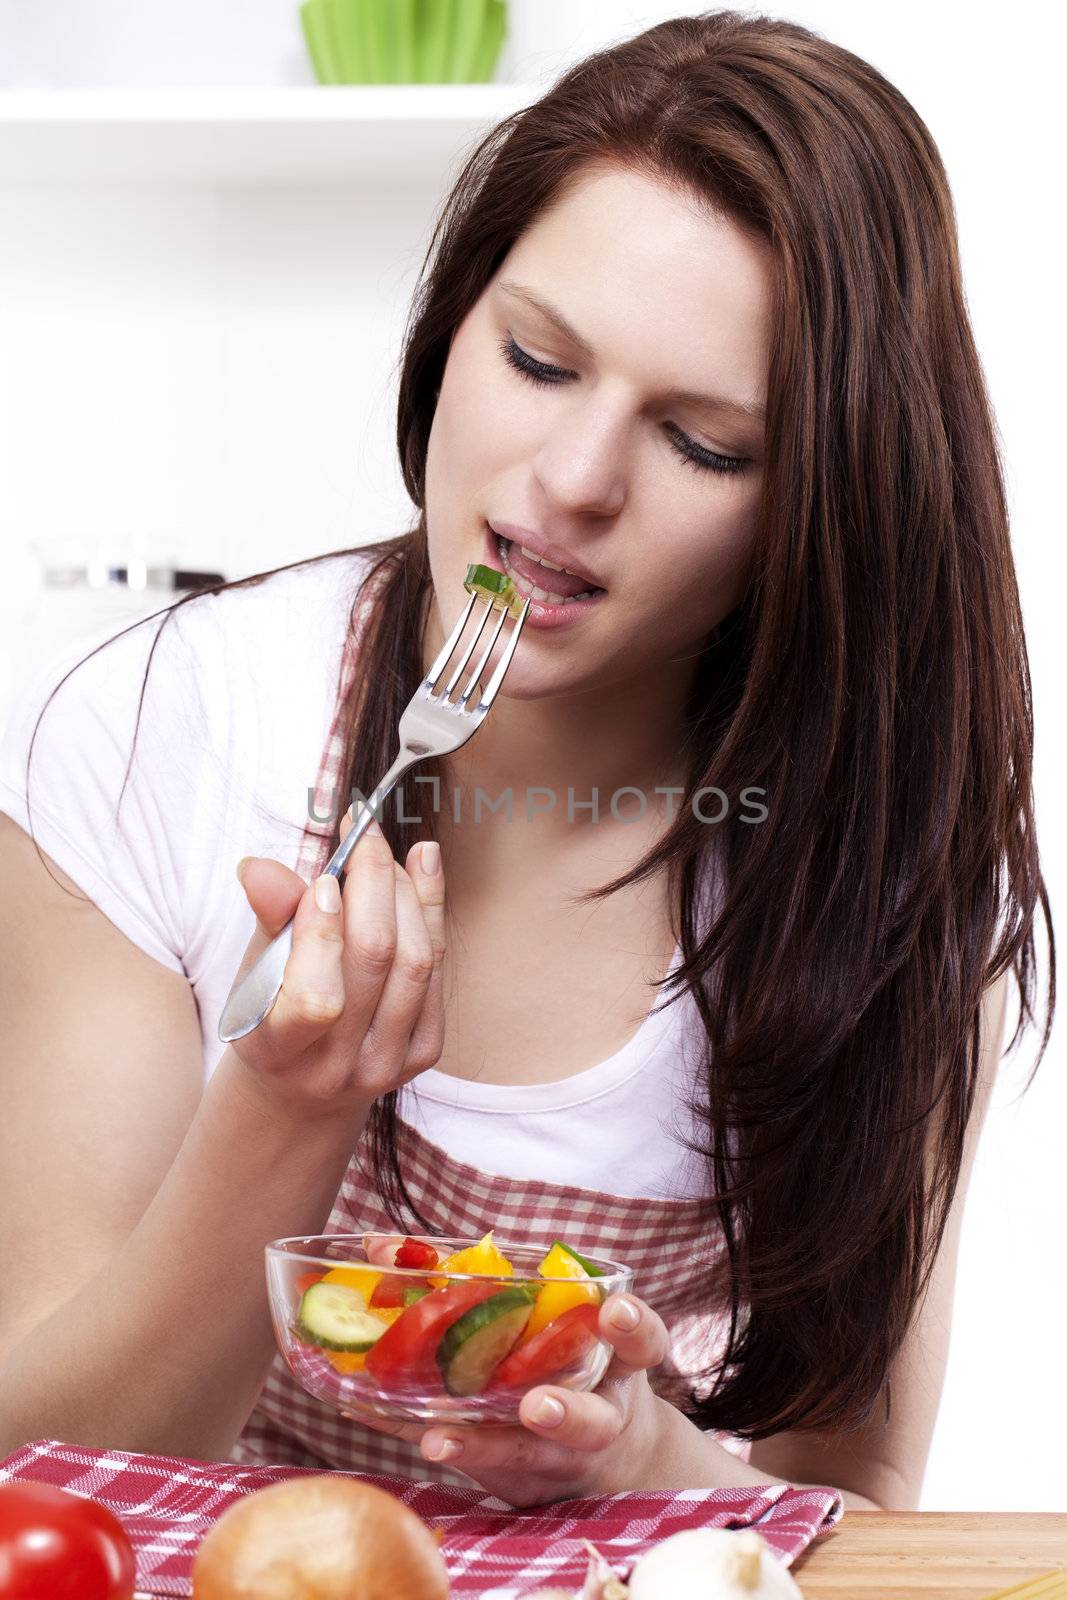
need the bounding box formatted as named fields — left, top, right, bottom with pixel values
left=403, top=1285, right=431, bottom=1307
left=554, top=1241, right=606, bottom=1278
left=436, top=1283, right=537, bottom=1396
left=463, top=562, right=526, bottom=620
left=296, top=1282, right=390, bottom=1352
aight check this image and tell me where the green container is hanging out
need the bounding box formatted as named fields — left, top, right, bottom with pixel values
left=300, top=0, right=507, bottom=85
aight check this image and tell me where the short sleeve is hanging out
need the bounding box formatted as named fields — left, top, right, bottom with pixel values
left=0, top=599, right=227, bottom=977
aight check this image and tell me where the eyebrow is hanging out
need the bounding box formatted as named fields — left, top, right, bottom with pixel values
left=497, top=279, right=766, bottom=426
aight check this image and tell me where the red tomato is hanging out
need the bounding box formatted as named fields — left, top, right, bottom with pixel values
left=489, top=1301, right=603, bottom=1388
left=0, top=1481, right=136, bottom=1600
left=394, top=1237, right=440, bottom=1269
left=364, top=1280, right=499, bottom=1387
left=368, top=1272, right=432, bottom=1308
left=294, top=1271, right=324, bottom=1296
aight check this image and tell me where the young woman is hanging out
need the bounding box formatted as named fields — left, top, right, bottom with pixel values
left=0, top=12, right=1053, bottom=1512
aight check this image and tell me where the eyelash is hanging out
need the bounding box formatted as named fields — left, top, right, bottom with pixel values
left=497, top=335, right=748, bottom=477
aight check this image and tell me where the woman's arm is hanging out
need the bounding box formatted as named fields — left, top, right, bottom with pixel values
left=0, top=810, right=446, bottom=1461
left=0, top=818, right=376, bottom=1461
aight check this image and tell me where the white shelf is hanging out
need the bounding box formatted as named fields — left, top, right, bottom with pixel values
left=0, top=85, right=541, bottom=186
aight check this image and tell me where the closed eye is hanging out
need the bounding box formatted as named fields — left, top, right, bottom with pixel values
left=497, top=334, right=748, bottom=478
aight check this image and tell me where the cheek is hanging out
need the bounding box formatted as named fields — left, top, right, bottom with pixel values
left=670, top=488, right=760, bottom=622
left=430, top=358, right=513, bottom=495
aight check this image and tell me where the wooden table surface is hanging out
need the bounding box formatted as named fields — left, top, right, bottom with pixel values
left=792, top=1512, right=1067, bottom=1597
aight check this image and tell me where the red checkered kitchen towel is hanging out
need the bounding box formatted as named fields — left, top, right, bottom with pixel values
left=0, top=1438, right=842, bottom=1597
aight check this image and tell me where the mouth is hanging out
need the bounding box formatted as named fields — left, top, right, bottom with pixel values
left=487, top=526, right=607, bottom=606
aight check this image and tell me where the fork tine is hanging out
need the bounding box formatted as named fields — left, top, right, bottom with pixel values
left=475, top=596, right=531, bottom=708
left=439, top=597, right=501, bottom=702
left=423, top=589, right=478, bottom=691
left=458, top=604, right=509, bottom=708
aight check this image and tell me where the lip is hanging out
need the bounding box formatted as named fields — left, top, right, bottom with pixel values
left=487, top=521, right=605, bottom=592
left=482, top=524, right=607, bottom=629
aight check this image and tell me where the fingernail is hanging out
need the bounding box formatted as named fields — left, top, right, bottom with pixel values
left=366, top=817, right=384, bottom=839
left=314, top=873, right=341, bottom=913
left=425, top=1437, right=463, bottom=1461
left=236, top=855, right=253, bottom=884
left=420, top=841, right=442, bottom=875
left=608, top=1297, right=640, bottom=1331
left=531, top=1395, right=566, bottom=1427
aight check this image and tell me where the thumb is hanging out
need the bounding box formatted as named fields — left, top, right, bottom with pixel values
left=236, top=855, right=310, bottom=947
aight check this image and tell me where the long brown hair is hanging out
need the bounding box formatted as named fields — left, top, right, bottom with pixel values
left=24, top=10, right=1054, bottom=1441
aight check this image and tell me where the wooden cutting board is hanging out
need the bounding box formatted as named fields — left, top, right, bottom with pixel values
left=793, top=1511, right=1067, bottom=1598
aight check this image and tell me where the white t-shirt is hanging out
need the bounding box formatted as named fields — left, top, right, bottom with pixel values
left=0, top=547, right=712, bottom=1200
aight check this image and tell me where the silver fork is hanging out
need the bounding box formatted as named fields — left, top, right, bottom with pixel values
left=217, top=587, right=530, bottom=1042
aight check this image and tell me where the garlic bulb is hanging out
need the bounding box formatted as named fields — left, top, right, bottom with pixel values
left=626, top=1528, right=802, bottom=1598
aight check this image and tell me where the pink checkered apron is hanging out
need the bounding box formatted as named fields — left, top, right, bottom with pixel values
left=231, top=560, right=747, bottom=1485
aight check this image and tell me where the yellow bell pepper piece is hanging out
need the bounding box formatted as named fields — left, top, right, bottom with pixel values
left=323, top=1264, right=384, bottom=1301
left=428, top=1230, right=514, bottom=1288
left=327, top=1350, right=367, bottom=1374
left=514, top=1240, right=600, bottom=1347
left=517, top=1279, right=601, bottom=1346
left=537, top=1241, right=589, bottom=1280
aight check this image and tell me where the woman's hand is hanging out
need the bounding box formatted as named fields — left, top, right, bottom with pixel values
left=227, top=814, right=446, bottom=1115
left=356, top=1237, right=672, bottom=1508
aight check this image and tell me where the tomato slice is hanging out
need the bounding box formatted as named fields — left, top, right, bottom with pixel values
left=364, top=1280, right=499, bottom=1388
left=394, top=1237, right=441, bottom=1269
left=488, top=1301, right=603, bottom=1388
left=294, top=1270, right=324, bottom=1297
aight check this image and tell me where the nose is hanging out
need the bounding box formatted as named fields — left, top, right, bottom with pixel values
left=531, top=403, right=628, bottom=520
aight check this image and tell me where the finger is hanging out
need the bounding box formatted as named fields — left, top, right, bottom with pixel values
left=597, top=1295, right=671, bottom=1384
left=249, top=871, right=348, bottom=1057
left=361, top=1232, right=407, bottom=1267
left=339, top=801, right=384, bottom=852
left=516, top=1385, right=625, bottom=1451
left=234, top=855, right=307, bottom=971
left=333, top=820, right=404, bottom=1023
left=356, top=860, right=435, bottom=1079
left=417, top=1417, right=586, bottom=1478
left=401, top=840, right=447, bottom=1072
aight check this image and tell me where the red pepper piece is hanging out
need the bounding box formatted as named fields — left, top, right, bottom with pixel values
left=294, top=1271, right=324, bottom=1296
left=488, top=1301, right=603, bottom=1388
left=394, top=1237, right=441, bottom=1269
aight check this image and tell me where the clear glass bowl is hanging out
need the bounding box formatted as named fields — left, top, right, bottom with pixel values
left=265, top=1234, right=635, bottom=1427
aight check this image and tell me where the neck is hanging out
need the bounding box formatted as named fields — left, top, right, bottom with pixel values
left=420, top=599, right=694, bottom=843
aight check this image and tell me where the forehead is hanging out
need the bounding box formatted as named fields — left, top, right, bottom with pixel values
left=494, top=163, right=773, bottom=405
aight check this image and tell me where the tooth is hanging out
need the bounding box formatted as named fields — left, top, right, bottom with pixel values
left=498, top=535, right=599, bottom=605
left=520, top=544, right=566, bottom=573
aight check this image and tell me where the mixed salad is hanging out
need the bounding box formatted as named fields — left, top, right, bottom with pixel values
left=291, top=1232, right=608, bottom=1397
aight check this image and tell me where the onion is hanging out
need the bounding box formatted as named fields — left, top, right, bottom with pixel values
left=627, top=1528, right=801, bottom=1597
left=191, top=1475, right=451, bottom=1599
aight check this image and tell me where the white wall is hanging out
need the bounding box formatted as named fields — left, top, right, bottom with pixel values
left=1, top=0, right=1063, bottom=1511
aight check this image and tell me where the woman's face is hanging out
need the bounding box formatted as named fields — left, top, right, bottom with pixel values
left=423, top=161, right=772, bottom=698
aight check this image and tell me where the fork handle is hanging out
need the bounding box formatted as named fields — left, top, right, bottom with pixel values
left=217, top=749, right=417, bottom=1042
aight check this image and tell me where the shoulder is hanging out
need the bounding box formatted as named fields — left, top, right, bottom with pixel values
left=177, top=545, right=383, bottom=658
left=2, top=545, right=385, bottom=793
